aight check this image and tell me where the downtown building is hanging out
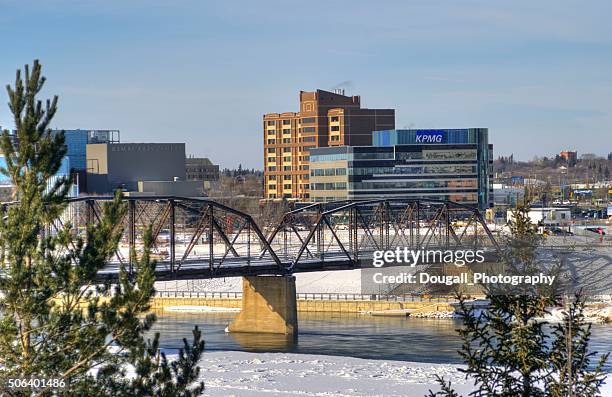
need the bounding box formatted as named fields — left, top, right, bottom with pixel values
left=0, top=128, right=120, bottom=197
left=85, top=142, right=201, bottom=196
left=308, top=129, right=493, bottom=210
left=263, top=89, right=394, bottom=200
left=186, top=157, right=220, bottom=182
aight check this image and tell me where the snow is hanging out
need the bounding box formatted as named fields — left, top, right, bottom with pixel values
left=186, top=351, right=612, bottom=396
left=113, top=347, right=611, bottom=396
left=155, top=269, right=364, bottom=294
left=538, top=306, right=612, bottom=324
left=295, top=270, right=362, bottom=293
left=184, top=351, right=474, bottom=397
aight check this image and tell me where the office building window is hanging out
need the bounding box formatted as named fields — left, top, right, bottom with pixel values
left=282, top=119, right=291, bottom=125
left=330, top=116, right=339, bottom=122
left=303, top=127, right=316, bottom=133
left=301, top=117, right=316, bottom=124
left=267, top=120, right=275, bottom=126
left=331, top=126, right=340, bottom=131
left=267, top=148, right=276, bottom=153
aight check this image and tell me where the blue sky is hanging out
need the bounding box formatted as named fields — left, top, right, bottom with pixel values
left=0, top=0, right=611, bottom=168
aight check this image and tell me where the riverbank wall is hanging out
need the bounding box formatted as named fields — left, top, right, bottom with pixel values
left=151, top=292, right=456, bottom=314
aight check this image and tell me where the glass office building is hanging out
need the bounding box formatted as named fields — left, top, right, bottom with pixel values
left=51, top=129, right=120, bottom=172
left=0, top=155, right=77, bottom=197
left=61, top=130, right=89, bottom=171
left=309, top=129, right=493, bottom=209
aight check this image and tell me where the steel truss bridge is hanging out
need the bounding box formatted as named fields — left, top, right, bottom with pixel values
left=49, top=196, right=501, bottom=281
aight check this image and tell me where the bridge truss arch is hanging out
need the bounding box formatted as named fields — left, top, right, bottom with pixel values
left=39, top=196, right=501, bottom=280
left=264, top=198, right=501, bottom=271
left=59, top=196, right=283, bottom=280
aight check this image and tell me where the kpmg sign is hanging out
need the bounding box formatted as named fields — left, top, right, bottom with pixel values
left=415, top=130, right=447, bottom=143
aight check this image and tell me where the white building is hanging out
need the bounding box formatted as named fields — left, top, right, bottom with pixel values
left=493, top=183, right=524, bottom=207
left=506, top=207, right=571, bottom=227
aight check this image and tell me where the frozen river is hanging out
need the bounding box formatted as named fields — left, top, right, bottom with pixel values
left=149, top=311, right=612, bottom=372
left=149, top=311, right=611, bottom=396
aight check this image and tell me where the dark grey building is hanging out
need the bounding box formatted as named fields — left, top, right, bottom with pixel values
left=86, top=143, right=186, bottom=193
left=185, top=157, right=220, bottom=181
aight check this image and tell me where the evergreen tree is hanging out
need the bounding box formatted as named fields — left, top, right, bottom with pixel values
left=0, top=61, right=204, bottom=396
left=547, top=297, right=609, bottom=397
left=427, top=205, right=608, bottom=397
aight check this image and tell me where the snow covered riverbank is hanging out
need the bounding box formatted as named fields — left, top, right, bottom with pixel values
left=192, top=351, right=471, bottom=397
left=174, top=351, right=611, bottom=397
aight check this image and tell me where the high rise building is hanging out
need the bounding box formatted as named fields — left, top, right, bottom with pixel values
left=309, top=128, right=493, bottom=210
left=263, top=89, right=394, bottom=200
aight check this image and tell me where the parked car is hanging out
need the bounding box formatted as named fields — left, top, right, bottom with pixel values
left=585, top=227, right=606, bottom=236
left=547, top=227, right=574, bottom=236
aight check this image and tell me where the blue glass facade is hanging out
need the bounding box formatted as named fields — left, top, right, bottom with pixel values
left=0, top=156, right=77, bottom=196
left=51, top=129, right=119, bottom=172
left=0, top=156, right=10, bottom=186
left=310, top=128, right=493, bottom=210
left=55, top=129, right=89, bottom=171
left=372, top=129, right=486, bottom=146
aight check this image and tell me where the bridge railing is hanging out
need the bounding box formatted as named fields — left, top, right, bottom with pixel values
left=155, top=290, right=242, bottom=299
left=154, top=290, right=460, bottom=303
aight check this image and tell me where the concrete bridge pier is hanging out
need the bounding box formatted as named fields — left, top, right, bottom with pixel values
left=228, top=275, right=298, bottom=336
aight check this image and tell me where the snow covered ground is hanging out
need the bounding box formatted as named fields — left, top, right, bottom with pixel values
left=155, top=269, right=364, bottom=294
left=185, top=351, right=612, bottom=397
left=193, top=351, right=472, bottom=397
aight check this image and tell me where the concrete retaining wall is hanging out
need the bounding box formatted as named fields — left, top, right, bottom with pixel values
left=152, top=297, right=454, bottom=314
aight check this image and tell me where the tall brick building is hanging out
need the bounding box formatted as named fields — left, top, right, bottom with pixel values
left=263, top=89, right=394, bottom=200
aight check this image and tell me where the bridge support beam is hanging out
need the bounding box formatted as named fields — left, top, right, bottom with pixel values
left=228, top=276, right=297, bottom=336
